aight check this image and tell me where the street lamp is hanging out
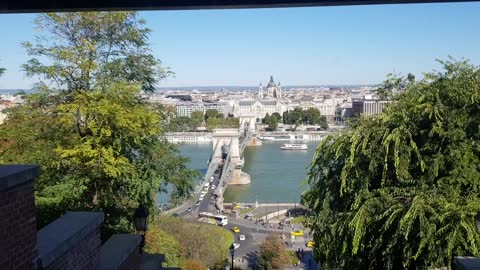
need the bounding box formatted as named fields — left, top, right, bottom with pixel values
left=229, top=243, right=235, bottom=270
left=133, top=205, right=149, bottom=254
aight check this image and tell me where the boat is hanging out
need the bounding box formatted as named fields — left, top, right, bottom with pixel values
left=280, top=144, right=308, bottom=150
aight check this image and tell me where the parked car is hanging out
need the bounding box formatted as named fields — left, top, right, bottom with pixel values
left=231, top=227, right=240, bottom=233
left=210, top=176, right=214, bottom=182
left=233, top=243, right=240, bottom=249
left=239, top=235, right=245, bottom=241
left=195, top=201, right=200, bottom=206
left=211, top=184, right=216, bottom=190
left=187, top=207, right=192, bottom=212
left=306, top=241, right=315, bottom=248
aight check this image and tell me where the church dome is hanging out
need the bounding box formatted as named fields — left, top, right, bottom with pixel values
left=267, top=75, right=277, bottom=88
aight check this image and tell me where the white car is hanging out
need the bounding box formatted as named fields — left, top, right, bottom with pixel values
left=211, top=185, right=216, bottom=190
left=210, top=176, right=214, bottom=182
left=199, top=196, right=204, bottom=201
left=195, top=201, right=200, bottom=206
left=239, top=235, right=245, bottom=241
left=233, top=243, right=240, bottom=249
left=200, top=190, right=207, bottom=195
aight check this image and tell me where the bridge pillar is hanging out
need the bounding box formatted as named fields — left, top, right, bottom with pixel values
left=229, top=169, right=251, bottom=185
left=239, top=115, right=256, bottom=134
left=212, top=129, right=240, bottom=162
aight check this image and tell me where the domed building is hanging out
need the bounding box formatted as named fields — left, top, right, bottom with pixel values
left=258, top=75, right=282, bottom=99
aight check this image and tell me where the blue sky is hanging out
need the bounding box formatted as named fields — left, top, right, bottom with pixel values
left=0, top=3, right=479, bottom=88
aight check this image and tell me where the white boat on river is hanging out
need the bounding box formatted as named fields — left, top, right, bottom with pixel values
left=280, top=144, right=308, bottom=150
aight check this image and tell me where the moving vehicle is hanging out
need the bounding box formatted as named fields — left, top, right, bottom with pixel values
left=290, top=230, right=304, bottom=237
left=306, top=241, right=315, bottom=248
left=195, top=201, right=200, bottom=206
left=280, top=144, right=308, bottom=150
left=233, top=243, right=240, bottom=249
left=199, top=212, right=228, bottom=226
left=211, top=184, right=216, bottom=190
left=231, top=227, right=240, bottom=233
left=199, top=195, right=204, bottom=201
left=209, top=176, right=214, bottom=182
left=239, top=235, right=245, bottom=241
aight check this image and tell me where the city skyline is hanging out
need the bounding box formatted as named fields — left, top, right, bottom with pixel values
left=0, top=2, right=480, bottom=88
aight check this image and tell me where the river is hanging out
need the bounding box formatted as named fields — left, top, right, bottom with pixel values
left=168, top=141, right=319, bottom=204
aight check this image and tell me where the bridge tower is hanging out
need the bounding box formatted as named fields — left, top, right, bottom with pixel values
left=212, top=128, right=251, bottom=186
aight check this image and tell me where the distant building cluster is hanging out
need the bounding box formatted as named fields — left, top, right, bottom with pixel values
left=0, top=94, right=24, bottom=124
left=144, top=75, right=388, bottom=123
left=0, top=77, right=390, bottom=126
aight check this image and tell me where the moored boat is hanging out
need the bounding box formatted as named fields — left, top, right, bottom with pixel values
left=280, top=144, right=308, bottom=150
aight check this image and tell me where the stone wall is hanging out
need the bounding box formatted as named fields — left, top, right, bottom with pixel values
left=36, top=212, right=104, bottom=270
left=0, top=165, right=39, bottom=270
left=99, top=234, right=141, bottom=270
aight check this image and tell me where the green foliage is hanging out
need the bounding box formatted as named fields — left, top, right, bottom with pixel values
left=375, top=72, right=415, bottom=100
left=157, top=216, right=234, bottom=268
left=0, top=12, right=196, bottom=235
left=22, top=12, right=172, bottom=92
left=263, top=113, right=278, bottom=131
left=271, top=112, right=282, bottom=122
left=0, top=64, right=5, bottom=77
left=205, top=109, right=220, bottom=121
left=145, top=226, right=183, bottom=267
left=166, top=116, right=196, bottom=132
left=302, top=59, right=480, bottom=269
left=283, top=107, right=328, bottom=129
left=205, top=116, right=239, bottom=131
left=0, top=83, right=197, bottom=232
left=257, top=234, right=292, bottom=270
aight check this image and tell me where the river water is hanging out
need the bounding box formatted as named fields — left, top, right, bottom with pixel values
left=173, top=141, right=320, bottom=203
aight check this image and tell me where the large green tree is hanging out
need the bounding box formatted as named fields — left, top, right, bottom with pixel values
left=257, top=234, right=292, bottom=270
left=22, top=12, right=172, bottom=92
left=302, top=59, right=480, bottom=269
left=0, top=12, right=196, bottom=234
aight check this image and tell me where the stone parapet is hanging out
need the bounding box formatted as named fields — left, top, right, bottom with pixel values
left=0, top=165, right=39, bottom=270
left=36, top=211, right=104, bottom=270
left=99, top=234, right=142, bottom=270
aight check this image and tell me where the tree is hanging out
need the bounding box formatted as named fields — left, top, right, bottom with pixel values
left=145, top=226, right=183, bottom=267
left=22, top=12, right=172, bottom=92
left=271, top=112, right=282, bottom=122
left=205, top=109, right=219, bottom=121
left=302, top=59, right=480, bottom=270
left=167, top=116, right=194, bottom=132
left=257, top=234, right=292, bottom=270
left=181, top=259, right=205, bottom=270
left=157, top=216, right=233, bottom=267
left=265, top=115, right=278, bottom=131
left=318, top=115, right=328, bottom=130
left=303, top=107, right=321, bottom=125
left=0, top=12, right=196, bottom=234
left=0, top=64, right=5, bottom=77
left=375, top=72, right=411, bottom=100
left=191, top=111, right=204, bottom=130
left=262, top=113, right=270, bottom=124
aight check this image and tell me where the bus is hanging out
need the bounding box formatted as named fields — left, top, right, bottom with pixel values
left=199, top=212, right=228, bottom=226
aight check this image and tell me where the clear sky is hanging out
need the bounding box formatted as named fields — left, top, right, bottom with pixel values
left=0, top=2, right=479, bottom=89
